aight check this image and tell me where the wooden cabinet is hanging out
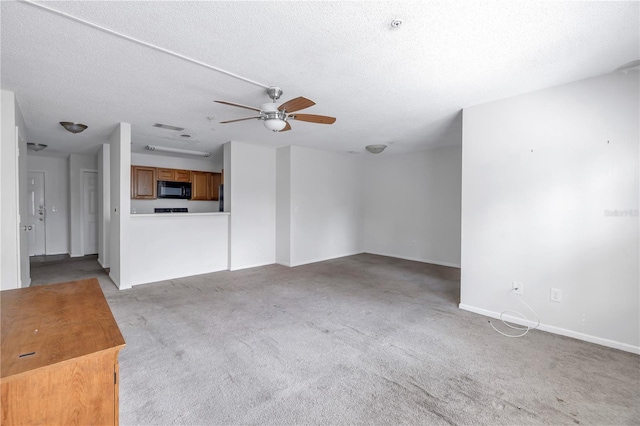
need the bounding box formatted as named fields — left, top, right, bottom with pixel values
left=191, top=171, right=209, bottom=200
left=131, top=165, right=156, bottom=199
left=192, top=171, right=221, bottom=201
left=131, top=165, right=221, bottom=201
left=209, top=172, right=222, bottom=201
left=157, top=168, right=190, bottom=182
left=1, top=278, right=126, bottom=425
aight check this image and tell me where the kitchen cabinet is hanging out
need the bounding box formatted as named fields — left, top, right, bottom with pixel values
left=191, top=171, right=210, bottom=200
left=1, top=278, right=125, bottom=425
left=157, top=168, right=190, bottom=182
left=131, top=165, right=156, bottom=199
left=192, top=171, right=222, bottom=201
left=209, top=172, right=222, bottom=201
left=131, top=165, right=221, bottom=201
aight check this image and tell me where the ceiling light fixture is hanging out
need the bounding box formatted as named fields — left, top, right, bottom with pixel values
left=27, top=142, right=48, bottom=151
left=145, top=145, right=211, bottom=158
left=153, top=123, right=185, bottom=131
left=264, top=119, right=287, bottom=132
left=60, top=122, right=88, bottom=134
left=260, top=101, right=288, bottom=132
left=366, top=144, right=387, bottom=154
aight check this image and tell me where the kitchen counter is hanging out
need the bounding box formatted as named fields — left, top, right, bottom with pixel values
left=131, top=212, right=229, bottom=218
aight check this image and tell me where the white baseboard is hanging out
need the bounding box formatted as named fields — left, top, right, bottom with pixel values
left=289, top=251, right=364, bottom=268
left=229, top=261, right=275, bottom=272
left=276, top=261, right=291, bottom=267
left=97, top=258, right=109, bottom=269
left=364, top=251, right=461, bottom=269
left=459, top=303, right=640, bottom=355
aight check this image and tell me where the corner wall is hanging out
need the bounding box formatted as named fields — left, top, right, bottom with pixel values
left=226, top=141, right=276, bottom=270
left=362, top=145, right=463, bottom=268
left=98, top=144, right=110, bottom=267
left=288, top=146, right=363, bottom=266
left=109, top=123, right=132, bottom=289
left=276, top=146, right=291, bottom=265
left=460, top=71, right=639, bottom=353
left=1, top=90, right=29, bottom=290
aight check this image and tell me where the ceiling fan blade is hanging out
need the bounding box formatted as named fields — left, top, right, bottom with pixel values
left=279, top=122, right=292, bottom=132
left=214, top=100, right=261, bottom=112
left=290, top=114, right=336, bottom=124
left=220, top=116, right=261, bottom=124
left=278, top=97, right=315, bottom=113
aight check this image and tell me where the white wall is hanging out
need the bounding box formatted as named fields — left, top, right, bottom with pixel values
left=130, top=152, right=220, bottom=213
left=276, top=146, right=291, bottom=265
left=98, top=144, right=110, bottom=268
left=69, top=153, right=98, bottom=256
left=109, top=123, right=132, bottom=289
left=1, top=90, right=29, bottom=290
left=27, top=155, right=70, bottom=255
left=362, top=145, right=463, bottom=268
left=287, top=146, right=363, bottom=266
left=461, top=71, right=639, bottom=353
left=226, top=141, right=276, bottom=270
left=16, top=99, right=29, bottom=287
left=129, top=214, right=229, bottom=285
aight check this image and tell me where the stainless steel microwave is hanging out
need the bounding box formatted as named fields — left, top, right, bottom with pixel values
left=157, top=180, right=191, bottom=199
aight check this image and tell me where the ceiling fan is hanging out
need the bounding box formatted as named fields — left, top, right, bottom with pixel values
left=215, top=87, right=336, bottom=132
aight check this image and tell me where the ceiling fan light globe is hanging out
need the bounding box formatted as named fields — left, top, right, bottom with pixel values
left=264, top=119, right=287, bottom=132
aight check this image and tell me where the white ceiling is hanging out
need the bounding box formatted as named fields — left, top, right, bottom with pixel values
left=1, top=1, right=638, bottom=157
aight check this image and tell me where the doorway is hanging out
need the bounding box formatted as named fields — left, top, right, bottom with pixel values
left=83, top=171, right=98, bottom=255
left=27, top=171, right=46, bottom=256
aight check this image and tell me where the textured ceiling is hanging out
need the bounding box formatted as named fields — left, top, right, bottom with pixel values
left=1, top=1, right=638, bottom=157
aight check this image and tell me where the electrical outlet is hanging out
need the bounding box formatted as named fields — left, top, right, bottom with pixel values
left=550, top=288, right=562, bottom=302
left=512, top=281, right=523, bottom=295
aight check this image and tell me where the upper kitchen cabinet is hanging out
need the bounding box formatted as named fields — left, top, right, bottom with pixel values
left=157, top=168, right=190, bottom=182
left=131, top=166, right=156, bottom=199
left=191, top=171, right=222, bottom=201
left=208, top=172, right=221, bottom=201
left=191, top=171, right=209, bottom=200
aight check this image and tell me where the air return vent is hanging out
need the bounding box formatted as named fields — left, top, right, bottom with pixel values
left=153, top=123, right=185, bottom=131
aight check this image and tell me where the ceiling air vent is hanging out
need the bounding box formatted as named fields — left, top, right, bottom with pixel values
left=153, top=123, right=185, bottom=131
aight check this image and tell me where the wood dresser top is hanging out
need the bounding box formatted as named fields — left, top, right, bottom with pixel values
left=1, top=278, right=125, bottom=380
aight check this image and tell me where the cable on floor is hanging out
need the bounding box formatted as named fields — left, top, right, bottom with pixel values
left=489, top=290, right=540, bottom=338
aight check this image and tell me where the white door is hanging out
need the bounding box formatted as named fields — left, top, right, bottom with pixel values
left=83, top=171, right=98, bottom=255
left=27, top=172, right=46, bottom=256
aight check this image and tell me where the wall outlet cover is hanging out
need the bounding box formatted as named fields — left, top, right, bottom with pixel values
left=550, top=288, right=562, bottom=302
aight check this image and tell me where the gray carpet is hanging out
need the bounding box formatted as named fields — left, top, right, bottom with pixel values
left=30, top=254, right=639, bottom=425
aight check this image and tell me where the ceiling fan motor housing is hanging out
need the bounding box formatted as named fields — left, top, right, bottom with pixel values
left=260, top=103, right=287, bottom=121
